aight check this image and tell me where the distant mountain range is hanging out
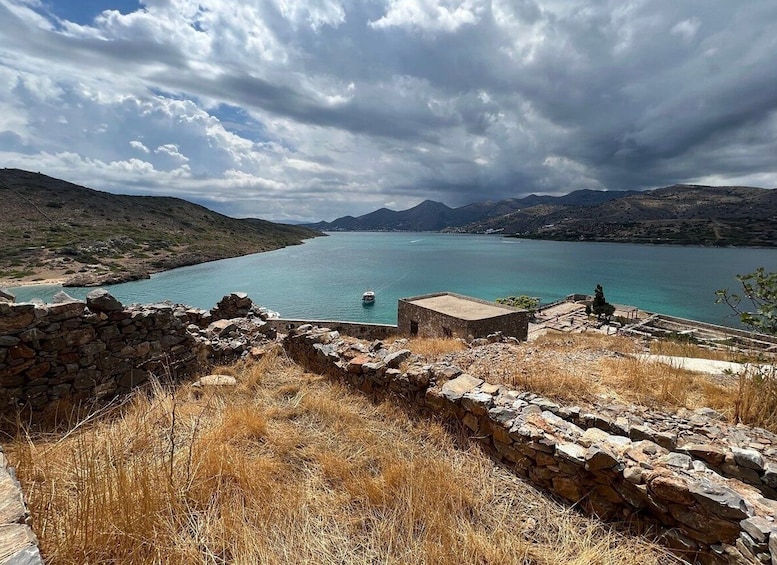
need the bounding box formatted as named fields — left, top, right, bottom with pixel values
left=306, top=185, right=777, bottom=246
left=0, top=169, right=322, bottom=286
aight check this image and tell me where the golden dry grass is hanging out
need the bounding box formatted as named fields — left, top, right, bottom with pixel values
left=405, top=336, right=468, bottom=359
left=733, top=364, right=777, bottom=431
left=449, top=332, right=743, bottom=418
left=447, top=330, right=777, bottom=432
left=7, top=348, right=679, bottom=564
left=648, top=339, right=742, bottom=362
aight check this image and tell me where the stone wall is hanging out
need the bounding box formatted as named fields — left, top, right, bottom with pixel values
left=283, top=325, right=777, bottom=565
left=0, top=290, right=274, bottom=424
left=265, top=319, right=398, bottom=341
left=0, top=290, right=277, bottom=561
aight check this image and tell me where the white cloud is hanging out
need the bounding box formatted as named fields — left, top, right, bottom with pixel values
left=0, top=0, right=775, bottom=222
left=370, top=0, right=484, bottom=33
left=155, top=143, right=189, bottom=163
left=130, top=140, right=150, bottom=153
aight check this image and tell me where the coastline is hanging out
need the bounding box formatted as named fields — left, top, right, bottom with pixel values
left=1, top=235, right=325, bottom=292
left=2, top=274, right=67, bottom=290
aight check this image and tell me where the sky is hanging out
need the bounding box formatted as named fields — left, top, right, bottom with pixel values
left=1, top=1, right=776, bottom=222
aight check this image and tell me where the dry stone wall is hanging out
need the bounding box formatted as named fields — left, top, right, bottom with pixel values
left=264, top=319, right=398, bottom=341
left=283, top=324, right=777, bottom=565
left=0, top=290, right=274, bottom=423
left=0, top=290, right=280, bottom=562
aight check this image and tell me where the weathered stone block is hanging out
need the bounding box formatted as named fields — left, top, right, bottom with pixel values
left=552, top=476, right=586, bottom=502
left=585, top=445, right=620, bottom=471
left=64, top=328, right=95, bottom=347
left=461, top=391, right=493, bottom=416
left=488, top=405, right=518, bottom=427
left=0, top=304, right=35, bottom=333
left=86, top=289, right=123, bottom=312
left=8, top=344, right=34, bottom=361
left=646, top=472, right=695, bottom=505
left=669, top=504, right=741, bottom=544
left=47, top=300, right=86, bottom=321
left=763, top=463, right=777, bottom=488
left=556, top=442, right=586, bottom=466
left=441, top=374, right=483, bottom=403
left=0, top=525, right=41, bottom=565
left=24, top=362, right=50, bottom=381
left=687, top=480, right=750, bottom=521
left=383, top=349, right=412, bottom=369
left=732, top=447, right=765, bottom=472
left=462, top=412, right=479, bottom=432
left=739, top=516, right=773, bottom=545
left=679, top=443, right=726, bottom=467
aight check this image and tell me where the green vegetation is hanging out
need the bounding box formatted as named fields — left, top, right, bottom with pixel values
left=586, top=284, right=615, bottom=321
left=495, top=295, right=540, bottom=312
left=716, top=267, right=777, bottom=335
left=714, top=268, right=777, bottom=430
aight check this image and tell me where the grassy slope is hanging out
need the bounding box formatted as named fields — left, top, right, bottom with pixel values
left=0, top=169, right=322, bottom=283
left=8, top=347, right=680, bottom=564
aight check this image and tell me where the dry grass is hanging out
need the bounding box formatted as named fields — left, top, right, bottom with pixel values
left=449, top=332, right=740, bottom=416
left=445, top=331, right=777, bottom=432
left=648, top=339, right=743, bottom=362
left=405, top=336, right=468, bottom=360
left=596, top=356, right=734, bottom=414
left=734, top=364, right=777, bottom=431
left=7, top=348, right=678, bottom=564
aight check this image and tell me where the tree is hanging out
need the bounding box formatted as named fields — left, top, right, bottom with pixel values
left=586, top=284, right=615, bottom=320
left=496, top=295, right=540, bottom=314
left=715, top=267, right=777, bottom=335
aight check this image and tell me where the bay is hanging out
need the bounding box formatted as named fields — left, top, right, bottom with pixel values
left=9, top=233, right=777, bottom=328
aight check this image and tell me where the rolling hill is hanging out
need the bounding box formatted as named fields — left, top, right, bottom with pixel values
left=307, top=185, right=777, bottom=246
left=0, top=169, right=322, bottom=286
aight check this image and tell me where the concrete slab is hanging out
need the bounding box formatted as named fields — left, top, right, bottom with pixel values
left=408, top=295, right=516, bottom=321
left=637, top=354, right=774, bottom=376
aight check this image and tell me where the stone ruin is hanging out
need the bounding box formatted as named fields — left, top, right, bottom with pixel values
left=283, top=325, right=777, bottom=565
left=3, top=291, right=777, bottom=563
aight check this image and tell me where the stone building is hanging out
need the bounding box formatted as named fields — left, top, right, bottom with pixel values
left=397, top=292, right=529, bottom=340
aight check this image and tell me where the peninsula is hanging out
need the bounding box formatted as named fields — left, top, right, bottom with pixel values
left=0, top=169, right=322, bottom=287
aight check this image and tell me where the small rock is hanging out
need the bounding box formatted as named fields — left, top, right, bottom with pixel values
left=732, top=447, right=765, bottom=472
left=383, top=349, right=412, bottom=368
left=52, top=290, right=77, bottom=303
left=660, top=453, right=693, bottom=470
left=86, top=289, right=123, bottom=312
left=739, top=516, right=773, bottom=544
left=680, top=443, right=726, bottom=466
left=192, top=375, right=238, bottom=387
left=441, top=374, right=484, bottom=402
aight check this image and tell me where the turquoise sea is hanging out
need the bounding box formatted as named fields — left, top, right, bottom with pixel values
left=9, top=233, right=777, bottom=327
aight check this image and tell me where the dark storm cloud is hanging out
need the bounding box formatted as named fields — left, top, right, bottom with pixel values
left=0, top=0, right=775, bottom=221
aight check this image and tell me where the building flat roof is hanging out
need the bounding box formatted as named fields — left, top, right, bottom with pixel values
left=406, top=294, right=519, bottom=321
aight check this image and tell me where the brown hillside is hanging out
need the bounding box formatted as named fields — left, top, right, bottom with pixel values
left=0, top=169, right=322, bottom=286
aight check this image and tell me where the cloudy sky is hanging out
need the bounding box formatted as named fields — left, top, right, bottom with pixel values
left=1, top=0, right=776, bottom=222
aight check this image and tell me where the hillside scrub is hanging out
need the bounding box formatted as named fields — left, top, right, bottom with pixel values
left=7, top=348, right=678, bottom=564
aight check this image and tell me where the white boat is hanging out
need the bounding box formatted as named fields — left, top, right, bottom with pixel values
left=362, top=291, right=375, bottom=305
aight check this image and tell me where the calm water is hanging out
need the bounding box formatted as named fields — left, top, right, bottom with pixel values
left=9, top=233, right=777, bottom=327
